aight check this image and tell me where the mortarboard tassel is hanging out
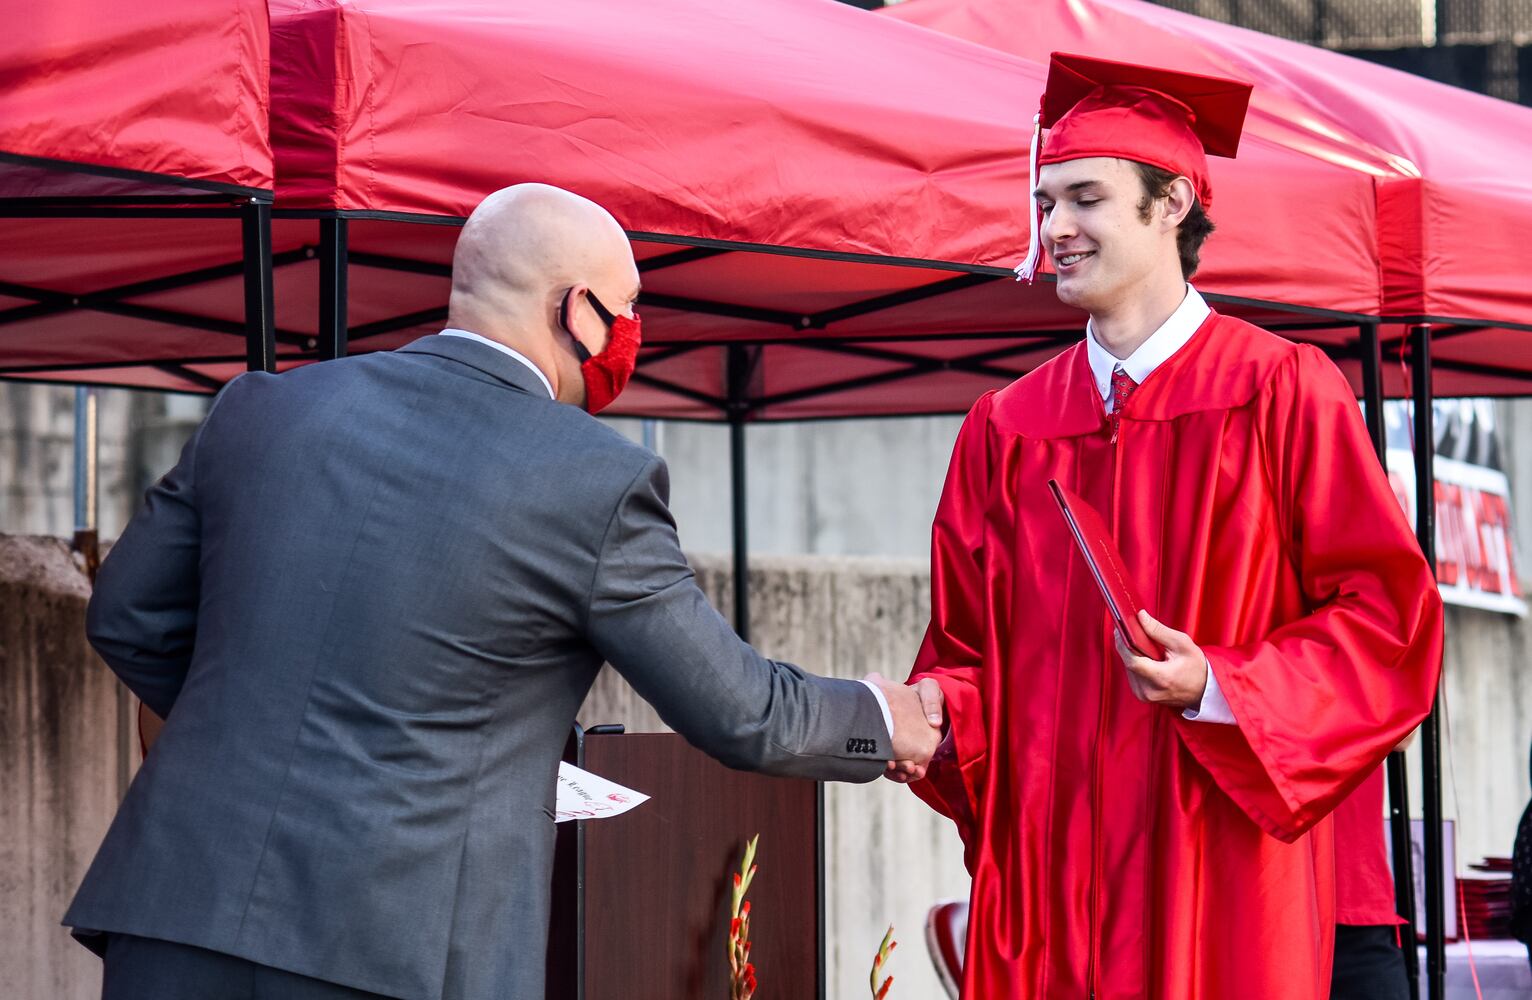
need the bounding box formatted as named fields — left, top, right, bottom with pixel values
left=1014, top=113, right=1043, bottom=283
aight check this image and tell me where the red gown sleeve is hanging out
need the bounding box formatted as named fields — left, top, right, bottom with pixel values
left=907, top=391, right=997, bottom=854
left=1177, top=345, right=1444, bottom=842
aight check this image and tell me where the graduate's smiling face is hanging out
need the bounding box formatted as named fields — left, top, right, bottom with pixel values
left=1036, top=157, right=1186, bottom=314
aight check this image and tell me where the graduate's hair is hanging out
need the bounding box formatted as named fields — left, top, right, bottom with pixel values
left=1133, top=163, right=1215, bottom=280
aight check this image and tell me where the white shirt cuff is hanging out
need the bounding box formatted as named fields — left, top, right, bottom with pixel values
left=1182, top=659, right=1237, bottom=725
left=860, top=679, right=894, bottom=741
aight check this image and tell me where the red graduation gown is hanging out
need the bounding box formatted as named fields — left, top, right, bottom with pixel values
left=1334, top=767, right=1402, bottom=926
left=909, top=312, right=1442, bottom=999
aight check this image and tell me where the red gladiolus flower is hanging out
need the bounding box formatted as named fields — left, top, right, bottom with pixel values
left=870, top=925, right=897, bottom=999
left=727, top=834, right=761, bottom=1000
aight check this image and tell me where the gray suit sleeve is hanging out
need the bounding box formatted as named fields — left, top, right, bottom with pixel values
left=585, top=456, right=889, bottom=783
left=85, top=413, right=207, bottom=719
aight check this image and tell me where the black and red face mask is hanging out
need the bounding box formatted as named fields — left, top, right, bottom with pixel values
left=560, top=288, right=641, bottom=414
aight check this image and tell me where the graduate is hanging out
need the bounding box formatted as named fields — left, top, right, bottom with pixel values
left=898, top=53, right=1444, bottom=998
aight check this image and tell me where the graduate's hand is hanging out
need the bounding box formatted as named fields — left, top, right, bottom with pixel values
left=867, top=674, right=944, bottom=783
left=1114, top=610, right=1207, bottom=711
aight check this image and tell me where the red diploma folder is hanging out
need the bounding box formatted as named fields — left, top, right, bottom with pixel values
left=1047, top=479, right=1164, bottom=659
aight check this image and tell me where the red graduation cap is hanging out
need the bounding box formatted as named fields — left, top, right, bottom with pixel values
left=1016, top=53, right=1253, bottom=282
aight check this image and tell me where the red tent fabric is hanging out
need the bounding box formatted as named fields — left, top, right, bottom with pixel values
left=1089, top=0, right=1532, bottom=330
left=885, top=0, right=1532, bottom=367
left=268, top=0, right=1378, bottom=305
left=0, top=1, right=274, bottom=396
left=0, top=0, right=271, bottom=196
left=250, top=0, right=1404, bottom=418
left=14, top=0, right=1516, bottom=406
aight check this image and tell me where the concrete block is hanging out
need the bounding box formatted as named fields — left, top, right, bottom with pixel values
left=0, top=535, right=126, bottom=1000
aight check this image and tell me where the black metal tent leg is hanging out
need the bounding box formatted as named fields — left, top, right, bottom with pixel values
left=730, top=416, right=748, bottom=639
left=319, top=218, right=350, bottom=360
left=242, top=199, right=276, bottom=373
left=727, top=345, right=751, bottom=641
left=1360, top=323, right=1421, bottom=1000
left=1410, top=323, right=1446, bottom=1000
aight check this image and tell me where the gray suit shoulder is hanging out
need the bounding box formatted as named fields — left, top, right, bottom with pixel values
left=551, top=408, right=667, bottom=501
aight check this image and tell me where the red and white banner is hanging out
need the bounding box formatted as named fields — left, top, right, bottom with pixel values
left=1387, top=452, right=1523, bottom=615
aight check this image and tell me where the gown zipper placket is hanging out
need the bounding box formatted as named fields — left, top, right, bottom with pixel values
left=1086, top=400, right=1125, bottom=1000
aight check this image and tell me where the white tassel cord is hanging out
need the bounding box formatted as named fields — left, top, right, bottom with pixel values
left=1014, top=112, right=1043, bottom=283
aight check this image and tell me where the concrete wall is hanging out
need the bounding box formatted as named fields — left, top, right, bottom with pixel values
left=0, top=383, right=208, bottom=539
left=0, top=536, right=132, bottom=1000
left=0, top=385, right=960, bottom=561
left=1498, top=398, right=1532, bottom=598
left=2, top=385, right=133, bottom=539
left=1424, top=603, right=1532, bottom=872
left=603, top=417, right=963, bottom=560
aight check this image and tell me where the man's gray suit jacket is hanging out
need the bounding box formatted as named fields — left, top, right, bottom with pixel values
left=64, top=334, right=891, bottom=1000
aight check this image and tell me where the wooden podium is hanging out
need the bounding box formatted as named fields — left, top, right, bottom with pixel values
left=546, top=730, right=824, bottom=1000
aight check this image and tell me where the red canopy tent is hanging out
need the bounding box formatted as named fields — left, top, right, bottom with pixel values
left=250, top=0, right=1408, bottom=422
left=0, top=0, right=277, bottom=391
left=0, top=0, right=1399, bottom=409
left=0, top=3, right=270, bottom=196
left=885, top=0, right=1532, bottom=394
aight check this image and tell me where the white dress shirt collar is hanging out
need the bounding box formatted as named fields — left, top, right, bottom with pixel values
left=438, top=329, right=555, bottom=400
left=1085, top=285, right=1210, bottom=408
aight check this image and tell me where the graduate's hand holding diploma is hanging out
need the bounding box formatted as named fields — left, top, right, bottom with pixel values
left=1113, top=609, right=1208, bottom=710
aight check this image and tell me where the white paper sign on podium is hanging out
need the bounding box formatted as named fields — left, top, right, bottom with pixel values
left=555, top=762, right=650, bottom=823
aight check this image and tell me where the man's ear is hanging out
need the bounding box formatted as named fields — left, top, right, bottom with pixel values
left=557, top=285, right=585, bottom=337
left=558, top=284, right=595, bottom=360
left=1161, top=176, right=1196, bottom=230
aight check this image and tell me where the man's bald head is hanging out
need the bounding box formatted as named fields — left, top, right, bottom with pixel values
left=447, top=184, right=639, bottom=404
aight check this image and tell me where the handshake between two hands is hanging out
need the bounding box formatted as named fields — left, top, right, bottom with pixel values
left=864, top=673, right=945, bottom=785
left=858, top=614, right=1208, bottom=786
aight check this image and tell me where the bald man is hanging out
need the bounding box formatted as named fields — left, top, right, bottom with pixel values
left=65, top=184, right=941, bottom=1000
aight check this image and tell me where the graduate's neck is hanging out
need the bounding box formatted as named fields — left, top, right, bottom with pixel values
left=1087, top=271, right=1189, bottom=361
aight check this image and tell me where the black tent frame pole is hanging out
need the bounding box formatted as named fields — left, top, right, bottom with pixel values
left=241, top=199, right=276, bottom=373
left=727, top=345, right=751, bottom=641
left=319, top=218, right=350, bottom=360
left=1410, top=323, right=1446, bottom=999
left=1361, top=322, right=1421, bottom=1000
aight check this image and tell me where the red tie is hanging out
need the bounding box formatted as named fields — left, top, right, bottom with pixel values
left=1110, top=364, right=1137, bottom=444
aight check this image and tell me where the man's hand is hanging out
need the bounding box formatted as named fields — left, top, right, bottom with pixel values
left=1113, top=610, right=1207, bottom=711
left=866, top=673, right=945, bottom=784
